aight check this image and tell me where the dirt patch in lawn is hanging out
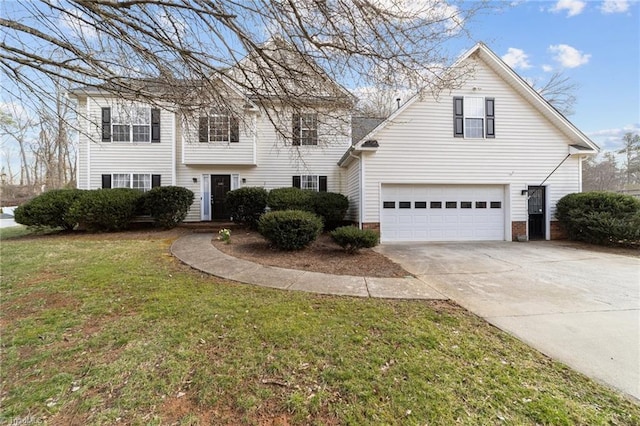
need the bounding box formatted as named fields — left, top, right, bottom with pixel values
left=212, top=230, right=410, bottom=278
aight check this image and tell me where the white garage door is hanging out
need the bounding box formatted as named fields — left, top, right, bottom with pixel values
left=381, top=184, right=505, bottom=242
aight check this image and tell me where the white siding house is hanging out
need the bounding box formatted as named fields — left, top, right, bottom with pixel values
left=338, top=43, right=598, bottom=242
left=71, top=42, right=598, bottom=242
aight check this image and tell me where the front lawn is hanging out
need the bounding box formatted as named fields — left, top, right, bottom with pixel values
left=1, top=230, right=638, bottom=425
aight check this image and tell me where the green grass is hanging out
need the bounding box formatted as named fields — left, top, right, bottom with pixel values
left=1, top=231, right=639, bottom=425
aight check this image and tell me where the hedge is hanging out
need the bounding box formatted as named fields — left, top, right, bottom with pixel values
left=267, top=187, right=315, bottom=212
left=312, top=191, right=349, bottom=230
left=68, top=188, right=144, bottom=232
left=14, top=189, right=84, bottom=230
left=258, top=209, right=323, bottom=250
left=330, top=226, right=379, bottom=253
left=143, top=186, right=194, bottom=229
left=555, top=191, right=640, bottom=246
left=225, top=187, right=268, bottom=228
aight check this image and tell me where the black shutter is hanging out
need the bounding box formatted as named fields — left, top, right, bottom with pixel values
left=485, top=98, right=495, bottom=138
left=101, top=174, right=111, bottom=188
left=453, top=97, right=464, bottom=138
left=198, top=116, right=209, bottom=142
left=319, top=176, right=327, bottom=192
left=151, top=174, right=161, bottom=188
left=292, top=113, right=301, bottom=146
left=151, top=108, right=161, bottom=143
left=230, top=116, right=239, bottom=143
left=101, top=107, right=111, bottom=142
left=292, top=176, right=301, bottom=188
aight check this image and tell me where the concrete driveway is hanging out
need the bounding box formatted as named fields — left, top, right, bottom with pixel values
left=377, top=241, right=640, bottom=400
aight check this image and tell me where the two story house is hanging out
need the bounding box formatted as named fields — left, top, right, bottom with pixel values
left=70, top=42, right=598, bottom=242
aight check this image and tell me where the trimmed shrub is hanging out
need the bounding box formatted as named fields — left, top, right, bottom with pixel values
left=258, top=209, right=323, bottom=250
left=312, top=191, right=349, bottom=230
left=143, top=186, right=194, bottom=229
left=68, top=188, right=143, bottom=232
left=267, top=187, right=315, bottom=212
left=225, top=187, right=268, bottom=228
left=14, top=189, right=84, bottom=230
left=330, top=226, right=379, bottom=253
left=556, top=191, right=640, bottom=246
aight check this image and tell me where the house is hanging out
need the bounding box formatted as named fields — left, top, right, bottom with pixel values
left=70, top=42, right=598, bottom=242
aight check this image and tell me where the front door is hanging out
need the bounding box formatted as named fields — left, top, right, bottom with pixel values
left=528, top=186, right=546, bottom=240
left=211, top=175, right=231, bottom=220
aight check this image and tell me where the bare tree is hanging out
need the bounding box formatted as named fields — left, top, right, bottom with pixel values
left=617, top=132, right=640, bottom=186
left=582, top=152, right=622, bottom=192
left=1, top=0, right=491, bottom=134
left=0, top=105, right=36, bottom=187
left=532, top=71, right=578, bottom=116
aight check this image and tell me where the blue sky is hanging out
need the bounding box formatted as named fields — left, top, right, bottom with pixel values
left=461, top=0, right=639, bottom=152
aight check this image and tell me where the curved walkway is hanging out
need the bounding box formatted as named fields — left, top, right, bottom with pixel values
left=170, top=233, right=446, bottom=299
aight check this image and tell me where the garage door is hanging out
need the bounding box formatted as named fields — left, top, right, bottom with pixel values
left=381, top=184, right=505, bottom=242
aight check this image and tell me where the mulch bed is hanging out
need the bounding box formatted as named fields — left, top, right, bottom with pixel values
left=212, top=230, right=411, bottom=278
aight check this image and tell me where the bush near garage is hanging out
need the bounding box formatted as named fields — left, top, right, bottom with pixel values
left=14, top=189, right=85, bottom=230
left=68, top=188, right=144, bottom=232
left=555, top=191, right=640, bottom=246
left=267, top=187, right=316, bottom=212
left=330, top=226, right=379, bottom=254
left=258, top=209, right=323, bottom=250
left=225, top=187, right=268, bottom=229
left=142, top=186, right=194, bottom=229
left=312, top=191, right=349, bottom=230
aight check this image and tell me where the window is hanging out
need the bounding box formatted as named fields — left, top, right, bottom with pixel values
left=476, top=201, right=487, bottom=208
left=383, top=201, right=395, bottom=208
left=198, top=111, right=239, bottom=143
left=292, top=113, right=318, bottom=146
left=415, top=201, right=427, bottom=209
left=453, top=97, right=495, bottom=139
left=461, top=201, right=472, bottom=209
left=113, top=105, right=151, bottom=142
left=292, top=175, right=327, bottom=192
left=430, top=201, right=442, bottom=208
left=490, top=201, right=502, bottom=209
left=103, top=173, right=160, bottom=191
left=399, top=202, right=411, bottom=209
left=101, top=106, right=160, bottom=143
left=446, top=201, right=457, bottom=209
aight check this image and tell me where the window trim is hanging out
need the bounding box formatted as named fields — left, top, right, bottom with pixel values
left=199, top=111, right=239, bottom=143
left=106, top=173, right=160, bottom=192
left=292, top=174, right=327, bottom=192
left=453, top=96, right=495, bottom=139
left=292, top=112, right=318, bottom=146
left=111, top=105, right=152, bottom=143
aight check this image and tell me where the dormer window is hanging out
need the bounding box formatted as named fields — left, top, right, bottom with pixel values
left=453, top=97, right=495, bottom=139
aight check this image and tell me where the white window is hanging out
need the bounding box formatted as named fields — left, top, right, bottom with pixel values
left=112, top=173, right=152, bottom=191
left=112, top=105, right=151, bottom=142
left=199, top=111, right=239, bottom=143
left=301, top=175, right=318, bottom=191
left=465, top=97, right=485, bottom=139
left=293, top=113, right=318, bottom=146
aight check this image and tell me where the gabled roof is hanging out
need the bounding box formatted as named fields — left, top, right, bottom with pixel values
left=339, top=43, right=599, bottom=166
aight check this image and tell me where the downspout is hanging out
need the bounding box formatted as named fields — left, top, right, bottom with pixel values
left=348, top=150, right=363, bottom=229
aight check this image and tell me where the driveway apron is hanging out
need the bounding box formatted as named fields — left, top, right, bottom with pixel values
left=377, top=241, right=640, bottom=400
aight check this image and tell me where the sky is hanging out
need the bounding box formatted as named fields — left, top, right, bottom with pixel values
left=461, top=0, right=639, bottom=152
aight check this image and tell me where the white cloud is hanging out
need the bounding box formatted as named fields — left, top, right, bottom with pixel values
left=587, top=124, right=640, bottom=150
left=501, top=48, right=532, bottom=70
left=549, top=0, right=586, bottom=17
left=370, top=0, right=464, bottom=32
left=542, top=64, right=554, bottom=72
left=59, top=8, right=98, bottom=40
left=549, top=44, right=591, bottom=68
left=600, top=0, right=629, bottom=14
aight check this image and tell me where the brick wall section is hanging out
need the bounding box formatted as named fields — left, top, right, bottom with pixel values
left=550, top=220, right=568, bottom=240
left=362, top=222, right=380, bottom=232
left=512, top=221, right=527, bottom=241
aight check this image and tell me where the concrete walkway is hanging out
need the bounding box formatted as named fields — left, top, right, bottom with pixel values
left=170, top=233, right=446, bottom=300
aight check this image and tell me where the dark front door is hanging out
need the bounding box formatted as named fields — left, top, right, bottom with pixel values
left=528, top=186, right=546, bottom=240
left=211, top=175, right=231, bottom=220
